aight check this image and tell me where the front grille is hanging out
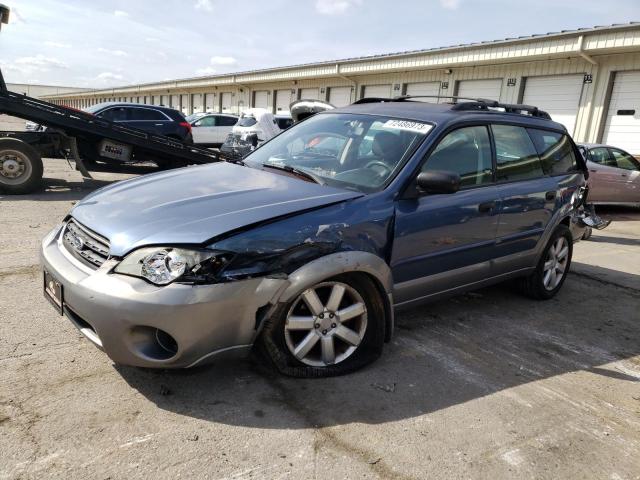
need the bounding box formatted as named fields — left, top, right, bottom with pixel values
left=62, top=219, right=110, bottom=269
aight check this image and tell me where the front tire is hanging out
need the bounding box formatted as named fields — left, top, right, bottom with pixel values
left=0, top=138, right=43, bottom=194
left=259, top=274, right=386, bottom=378
left=519, top=225, right=573, bottom=300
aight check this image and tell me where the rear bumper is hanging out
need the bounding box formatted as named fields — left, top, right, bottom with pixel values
left=40, top=225, right=287, bottom=368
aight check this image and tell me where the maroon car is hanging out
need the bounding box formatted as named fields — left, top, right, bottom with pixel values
left=578, top=143, right=640, bottom=207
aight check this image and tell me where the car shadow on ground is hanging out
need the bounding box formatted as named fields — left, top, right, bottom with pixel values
left=115, top=266, right=640, bottom=430
left=587, top=235, right=640, bottom=247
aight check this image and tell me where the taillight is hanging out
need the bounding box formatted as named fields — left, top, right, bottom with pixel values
left=179, top=121, right=192, bottom=134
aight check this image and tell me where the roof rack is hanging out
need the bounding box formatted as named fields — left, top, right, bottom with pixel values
left=353, top=95, right=552, bottom=120
left=451, top=100, right=552, bottom=119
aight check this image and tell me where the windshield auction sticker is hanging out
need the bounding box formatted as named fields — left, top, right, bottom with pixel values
left=382, top=120, right=433, bottom=134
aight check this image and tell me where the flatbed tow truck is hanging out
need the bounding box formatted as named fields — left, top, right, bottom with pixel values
left=0, top=4, right=221, bottom=194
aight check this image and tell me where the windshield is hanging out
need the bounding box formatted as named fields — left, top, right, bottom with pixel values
left=244, top=113, right=432, bottom=193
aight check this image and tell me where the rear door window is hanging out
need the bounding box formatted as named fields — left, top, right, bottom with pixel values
left=216, top=116, right=238, bottom=127
left=610, top=148, right=640, bottom=171
left=128, top=108, right=167, bottom=121
left=422, top=126, right=493, bottom=188
left=527, top=129, right=579, bottom=175
left=491, top=124, right=544, bottom=182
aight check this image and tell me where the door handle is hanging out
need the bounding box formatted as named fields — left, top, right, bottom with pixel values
left=589, top=169, right=598, bottom=173
left=478, top=201, right=495, bottom=213
left=621, top=173, right=628, bottom=177
left=545, top=191, right=556, bottom=201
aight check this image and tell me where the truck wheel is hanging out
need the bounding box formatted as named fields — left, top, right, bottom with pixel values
left=0, top=138, right=44, bottom=194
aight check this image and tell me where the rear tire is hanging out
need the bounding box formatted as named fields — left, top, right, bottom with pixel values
left=0, top=138, right=43, bottom=194
left=258, top=273, right=385, bottom=378
left=518, top=225, right=573, bottom=300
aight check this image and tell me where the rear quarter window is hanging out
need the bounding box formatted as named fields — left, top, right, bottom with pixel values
left=527, top=129, right=579, bottom=175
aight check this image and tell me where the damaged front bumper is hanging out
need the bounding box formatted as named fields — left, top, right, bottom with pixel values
left=40, top=225, right=289, bottom=368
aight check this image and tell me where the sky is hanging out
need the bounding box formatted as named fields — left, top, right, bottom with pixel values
left=0, top=0, right=638, bottom=88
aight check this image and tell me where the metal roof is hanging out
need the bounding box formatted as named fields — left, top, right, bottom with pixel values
left=42, top=22, right=640, bottom=98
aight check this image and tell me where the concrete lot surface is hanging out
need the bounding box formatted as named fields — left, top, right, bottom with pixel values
left=1, top=160, right=639, bottom=480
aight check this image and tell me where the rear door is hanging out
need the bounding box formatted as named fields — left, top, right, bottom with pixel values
left=490, top=124, right=562, bottom=273
left=609, top=148, right=640, bottom=203
left=126, top=107, right=171, bottom=135
left=215, top=115, right=237, bottom=143
left=392, top=125, right=499, bottom=305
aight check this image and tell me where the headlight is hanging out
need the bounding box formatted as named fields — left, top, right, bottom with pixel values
left=114, top=247, right=231, bottom=285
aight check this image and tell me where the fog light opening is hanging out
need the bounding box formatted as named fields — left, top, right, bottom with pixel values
left=129, top=326, right=178, bottom=361
left=155, top=328, right=178, bottom=355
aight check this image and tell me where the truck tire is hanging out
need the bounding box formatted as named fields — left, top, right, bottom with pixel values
left=0, top=138, right=44, bottom=194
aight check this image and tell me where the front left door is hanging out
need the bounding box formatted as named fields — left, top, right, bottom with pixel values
left=392, top=125, right=499, bottom=306
left=587, top=147, right=624, bottom=203
left=192, top=116, right=217, bottom=144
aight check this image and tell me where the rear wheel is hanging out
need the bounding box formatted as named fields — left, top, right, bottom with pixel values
left=259, top=274, right=385, bottom=377
left=0, top=138, right=43, bottom=194
left=519, top=225, right=573, bottom=300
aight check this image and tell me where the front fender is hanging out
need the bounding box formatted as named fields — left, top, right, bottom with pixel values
left=276, top=251, right=395, bottom=342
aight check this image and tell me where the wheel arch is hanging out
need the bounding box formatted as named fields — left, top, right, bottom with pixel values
left=277, top=251, right=395, bottom=342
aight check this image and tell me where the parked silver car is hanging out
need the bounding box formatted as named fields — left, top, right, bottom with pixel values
left=578, top=143, right=640, bottom=207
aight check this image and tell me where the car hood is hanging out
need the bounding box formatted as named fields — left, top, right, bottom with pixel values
left=71, top=162, right=362, bottom=256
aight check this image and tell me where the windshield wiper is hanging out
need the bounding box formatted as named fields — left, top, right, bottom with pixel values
left=261, top=163, right=325, bottom=185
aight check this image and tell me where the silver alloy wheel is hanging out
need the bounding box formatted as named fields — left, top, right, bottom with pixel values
left=284, top=281, right=368, bottom=367
left=543, top=236, right=569, bottom=291
left=0, top=150, right=32, bottom=185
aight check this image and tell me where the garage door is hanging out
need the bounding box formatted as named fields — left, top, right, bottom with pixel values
left=221, top=92, right=232, bottom=113
left=522, top=74, right=584, bottom=134
left=363, top=84, right=391, bottom=98
left=456, top=79, right=502, bottom=102
left=192, top=94, right=203, bottom=114
left=405, top=82, right=441, bottom=101
left=179, top=94, right=189, bottom=115
left=170, top=95, right=179, bottom=109
left=160, top=95, right=169, bottom=106
left=275, top=89, right=292, bottom=112
left=254, top=90, right=270, bottom=110
left=300, top=88, right=319, bottom=100
left=204, top=93, right=216, bottom=112
left=328, top=86, right=352, bottom=107
left=602, top=71, right=640, bottom=154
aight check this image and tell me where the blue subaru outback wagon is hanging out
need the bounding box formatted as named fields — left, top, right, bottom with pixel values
left=41, top=97, right=598, bottom=377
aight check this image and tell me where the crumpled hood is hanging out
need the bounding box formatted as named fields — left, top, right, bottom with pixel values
left=71, top=162, right=361, bottom=256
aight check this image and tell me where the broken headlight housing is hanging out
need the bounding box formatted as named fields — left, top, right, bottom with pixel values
left=114, top=247, right=232, bottom=286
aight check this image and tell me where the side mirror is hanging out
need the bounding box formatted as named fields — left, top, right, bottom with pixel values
left=416, top=170, right=460, bottom=194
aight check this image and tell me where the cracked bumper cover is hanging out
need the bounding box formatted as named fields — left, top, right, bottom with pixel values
left=40, top=225, right=288, bottom=368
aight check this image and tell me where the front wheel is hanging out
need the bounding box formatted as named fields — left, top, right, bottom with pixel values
left=518, top=225, right=573, bottom=300
left=259, top=274, right=386, bottom=378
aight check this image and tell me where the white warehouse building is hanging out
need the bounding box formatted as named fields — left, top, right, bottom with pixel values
left=43, top=23, right=640, bottom=153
